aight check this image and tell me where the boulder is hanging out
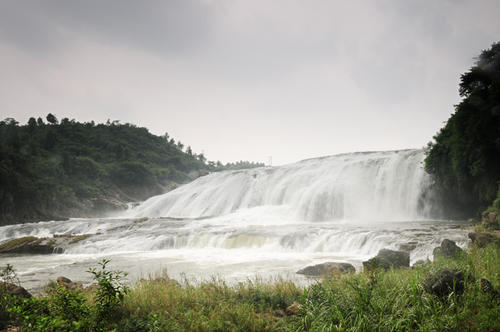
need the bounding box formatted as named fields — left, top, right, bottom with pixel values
left=56, top=276, right=83, bottom=291
left=0, top=282, right=31, bottom=298
left=285, top=301, right=301, bottom=316
left=412, top=259, right=430, bottom=267
left=363, top=249, right=409, bottom=271
left=297, top=262, right=355, bottom=276
left=468, top=232, right=498, bottom=248
left=479, top=278, right=500, bottom=298
left=433, top=239, right=463, bottom=259
left=423, top=269, right=469, bottom=298
left=0, top=237, right=64, bottom=255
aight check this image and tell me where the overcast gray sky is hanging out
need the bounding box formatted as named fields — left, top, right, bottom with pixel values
left=1, top=0, right=499, bottom=165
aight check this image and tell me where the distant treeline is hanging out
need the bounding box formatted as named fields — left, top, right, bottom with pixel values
left=0, top=116, right=264, bottom=225
left=425, top=42, right=500, bottom=216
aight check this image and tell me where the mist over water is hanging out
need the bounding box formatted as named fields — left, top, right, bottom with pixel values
left=0, top=149, right=469, bottom=291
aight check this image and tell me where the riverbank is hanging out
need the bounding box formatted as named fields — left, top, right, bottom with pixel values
left=1, top=234, right=499, bottom=331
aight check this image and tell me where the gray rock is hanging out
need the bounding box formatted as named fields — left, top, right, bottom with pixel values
left=297, top=262, right=355, bottom=276
left=423, top=269, right=469, bottom=298
left=56, top=276, right=83, bottom=291
left=0, top=237, right=64, bottom=255
left=285, top=301, right=301, bottom=315
left=0, top=282, right=31, bottom=298
left=363, top=249, right=409, bottom=271
left=412, top=259, right=430, bottom=267
left=480, top=278, right=500, bottom=298
left=433, top=239, right=463, bottom=259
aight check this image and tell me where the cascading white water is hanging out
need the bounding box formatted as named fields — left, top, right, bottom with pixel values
left=0, top=149, right=468, bottom=290
left=132, top=149, right=434, bottom=222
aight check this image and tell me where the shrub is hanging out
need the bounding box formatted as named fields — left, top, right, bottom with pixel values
left=88, top=258, right=129, bottom=328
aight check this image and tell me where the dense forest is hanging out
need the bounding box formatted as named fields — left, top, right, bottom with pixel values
left=0, top=116, right=264, bottom=225
left=425, top=42, right=500, bottom=217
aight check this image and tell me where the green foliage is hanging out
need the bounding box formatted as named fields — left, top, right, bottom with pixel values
left=5, top=259, right=129, bottom=331
left=88, top=258, right=128, bottom=326
left=425, top=42, right=500, bottom=215
left=9, top=285, right=90, bottom=332
left=0, top=264, right=21, bottom=330
left=216, top=160, right=266, bottom=171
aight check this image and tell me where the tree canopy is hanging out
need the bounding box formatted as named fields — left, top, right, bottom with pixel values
left=425, top=42, right=500, bottom=215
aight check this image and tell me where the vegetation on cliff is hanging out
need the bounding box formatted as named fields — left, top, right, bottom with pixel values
left=0, top=116, right=264, bottom=225
left=425, top=42, right=500, bottom=216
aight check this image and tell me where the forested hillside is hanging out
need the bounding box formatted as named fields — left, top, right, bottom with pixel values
left=0, top=116, right=264, bottom=225
left=425, top=42, right=500, bottom=216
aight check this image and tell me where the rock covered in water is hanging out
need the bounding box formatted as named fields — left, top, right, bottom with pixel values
left=0, top=233, right=99, bottom=255
left=398, top=241, right=418, bottom=252
left=423, top=269, right=469, bottom=298
left=0, top=282, right=31, bottom=298
left=432, top=239, right=463, bottom=259
left=297, top=262, right=355, bottom=276
left=0, top=236, right=64, bottom=255
left=363, top=249, right=409, bottom=271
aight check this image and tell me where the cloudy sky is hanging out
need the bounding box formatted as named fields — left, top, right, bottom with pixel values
left=1, top=1, right=499, bottom=165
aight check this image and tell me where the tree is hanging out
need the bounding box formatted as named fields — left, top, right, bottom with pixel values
left=162, top=132, right=170, bottom=142
left=46, top=113, right=58, bottom=125
left=27, top=117, right=37, bottom=132
left=425, top=42, right=500, bottom=215
left=197, top=153, right=206, bottom=163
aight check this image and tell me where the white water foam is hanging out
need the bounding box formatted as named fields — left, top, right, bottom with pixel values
left=131, top=149, right=435, bottom=221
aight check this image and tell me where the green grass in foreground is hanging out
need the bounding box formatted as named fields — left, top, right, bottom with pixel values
left=1, top=245, right=499, bottom=331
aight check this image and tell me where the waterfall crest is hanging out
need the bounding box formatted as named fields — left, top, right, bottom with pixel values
left=132, top=149, right=435, bottom=222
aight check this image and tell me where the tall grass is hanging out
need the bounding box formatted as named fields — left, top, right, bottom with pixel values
left=123, top=276, right=301, bottom=331
left=294, top=245, right=500, bottom=331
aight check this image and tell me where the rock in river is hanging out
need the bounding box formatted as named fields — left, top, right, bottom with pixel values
left=433, top=239, right=463, bottom=259
left=363, top=249, right=409, bottom=271
left=0, top=282, right=31, bottom=298
left=297, top=262, right=355, bottom=276
left=0, top=236, right=64, bottom=255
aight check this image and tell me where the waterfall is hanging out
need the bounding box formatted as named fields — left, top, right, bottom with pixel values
left=0, top=149, right=468, bottom=288
left=131, top=149, right=435, bottom=222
